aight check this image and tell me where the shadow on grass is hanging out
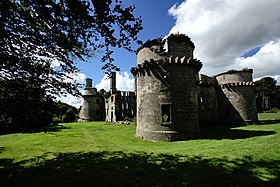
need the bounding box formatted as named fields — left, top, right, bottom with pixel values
left=0, top=147, right=4, bottom=154
left=0, top=151, right=279, bottom=187
left=257, top=120, right=280, bottom=125
left=25, top=124, right=70, bottom=134
left=0, top=125, right=70, bottom=135
left=201, top=126, right=275, bottom=140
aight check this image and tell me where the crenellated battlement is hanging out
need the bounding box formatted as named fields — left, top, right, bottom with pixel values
left=131, top=56, right=202, bottom=76
left=220, top=81, right=255, bottom=88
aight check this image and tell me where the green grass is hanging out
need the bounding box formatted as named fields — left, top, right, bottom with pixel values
left=1, top=114, right=280, bottom=186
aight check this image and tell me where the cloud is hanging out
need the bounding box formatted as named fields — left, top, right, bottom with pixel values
left=233, top=40, right=280, bottom=80
left=59, top=94, right=83, bottom=109
left=96, top=71, right=135, bottom=91
left=168, top=0, right=280, bottom=83
left=58, top=72, right=86, bottom=108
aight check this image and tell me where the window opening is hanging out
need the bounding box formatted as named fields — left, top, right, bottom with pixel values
left=161, top=104, right=171, bottom=124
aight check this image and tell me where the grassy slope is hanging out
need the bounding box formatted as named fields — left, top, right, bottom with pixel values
left=0, top=113, right=280, bottom=186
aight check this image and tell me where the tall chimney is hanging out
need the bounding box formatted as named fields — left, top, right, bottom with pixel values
left=110, top=72, right=117, bottom=94
left=85, top=78, right=92, bottom=88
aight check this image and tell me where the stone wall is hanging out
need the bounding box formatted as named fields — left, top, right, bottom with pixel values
left=197, top=74, right=219, bottom=126
left=105, top=91, right=136, bottom=123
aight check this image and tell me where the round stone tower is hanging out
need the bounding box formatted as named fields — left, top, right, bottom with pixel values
left=215, top=69, right=258, bottom=125
left=79, top=78, right=98, bottom=122
left=132, top=34, right=202, bottom=141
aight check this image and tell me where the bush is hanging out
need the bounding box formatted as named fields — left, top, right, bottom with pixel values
left=132, top=117, right=137, bottom=126
left=124, top=116, right=133, bottom=122
left=62, top=108, right=76, bottom=123
left=266, top=108, right=280, bottom=113
left=52, top=116, right=62, bottom=125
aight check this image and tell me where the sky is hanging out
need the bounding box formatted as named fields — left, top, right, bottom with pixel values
left=61, top=0, right=280, bottom=107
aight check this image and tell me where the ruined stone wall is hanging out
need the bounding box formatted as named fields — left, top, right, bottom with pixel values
left=119, top=91, right=136, bottom=119
left=105, top=94, right=117, bottom=122
left=197, top=74, right=219, bottom=126
left=215, top=70, right=258, bottom=125
left=105, top=89, right=136, bottom=122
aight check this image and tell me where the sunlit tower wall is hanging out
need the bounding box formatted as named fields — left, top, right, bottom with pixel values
left=215, top=69, right=258, bottom=125
left=132, top=34, right=203, bottom=141
left=79, top=78, right=101, bottom=121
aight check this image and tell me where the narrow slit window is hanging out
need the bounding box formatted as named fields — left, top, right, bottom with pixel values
left=161, top=104, right=171, bottom=124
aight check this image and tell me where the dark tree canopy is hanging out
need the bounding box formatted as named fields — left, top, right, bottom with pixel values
left=1, top=0, right=142, bottom=95
left=255, top=77, right=280, bottom=112
left=0, top=0, right=142, bottom=131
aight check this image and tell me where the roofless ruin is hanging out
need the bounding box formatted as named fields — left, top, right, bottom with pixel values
left=80, top=34, right=258, bottom=141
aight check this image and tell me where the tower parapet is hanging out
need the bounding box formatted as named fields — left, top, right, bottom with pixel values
left=215, top=69, right=253, bottom=84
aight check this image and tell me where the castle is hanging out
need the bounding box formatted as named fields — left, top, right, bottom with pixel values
left=79, top=34, right=258, bottom=141
left=79, top=72, right=136, bottom=123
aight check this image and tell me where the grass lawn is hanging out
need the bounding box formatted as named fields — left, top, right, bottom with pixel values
left=0, top=113, right=280, bottom=186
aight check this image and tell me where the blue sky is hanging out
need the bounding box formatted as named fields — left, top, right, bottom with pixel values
left=76, top=0, right=184, bottom=86
left=63, top=0, right=280, bottom=107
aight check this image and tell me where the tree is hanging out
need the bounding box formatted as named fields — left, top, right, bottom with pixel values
left=62, top=108, right=77, bottom=123
left=0, top=0, right=142, bottom=131
left=255, top=77, right=279, bottom=112
left=52, top=101, right=78, bottom=123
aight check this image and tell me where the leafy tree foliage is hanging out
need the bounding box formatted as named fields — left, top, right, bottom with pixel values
left=0, top=78, right=56, bottom=131
left=62, top=108, right=77, bottom=123
left=0, top=0, right=142, bottom=131
left=255, top=77, right=280, bottom=112
left=52, top=101, right=78, bottom=123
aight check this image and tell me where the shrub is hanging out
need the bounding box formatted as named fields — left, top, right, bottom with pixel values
left=124, top=116, right=132, bottom=122
left=132, top=117, right=137, bottom=126
left=52, top=116, right=62, bottom=125
left=267, top=108, right=280, bottom=113
left=62, top=108, right=76, bottom=123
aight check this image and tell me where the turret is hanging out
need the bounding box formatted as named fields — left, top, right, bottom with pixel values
left=79, top=78, right=104, bottom=122
left=215, top=69, right=258, bottom=125
left=132, top=34, right=202, bottom=141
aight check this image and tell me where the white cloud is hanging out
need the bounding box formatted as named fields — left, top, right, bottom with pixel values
left=96, top=71, right=135, bottom=91
left=58, top=72, right=86, bottom=108
left=233, top=40, right=280, bottom=80
left=95, top=75, right=110, bottom=91
left=169, top=0, right=280, bottom=83
left=59, top=94, right=82, bottom=108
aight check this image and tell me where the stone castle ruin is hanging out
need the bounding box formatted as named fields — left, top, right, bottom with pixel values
left=79, top=34, right=258, bottom=141
left=79, top=72, right=136, bottom=123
